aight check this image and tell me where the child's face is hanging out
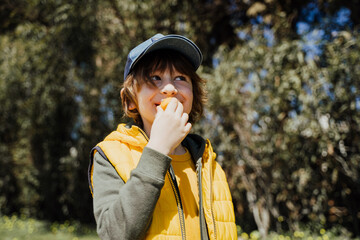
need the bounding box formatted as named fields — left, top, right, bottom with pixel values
left=132, top=67, right=193, bottom=132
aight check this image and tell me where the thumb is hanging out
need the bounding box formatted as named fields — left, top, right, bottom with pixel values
left=156, top=105, right=164, bottom=113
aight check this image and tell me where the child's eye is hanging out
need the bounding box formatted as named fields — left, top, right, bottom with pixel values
left=174, top=76, right=187, bottom=81
left=150, top=75, right=161, bottom=81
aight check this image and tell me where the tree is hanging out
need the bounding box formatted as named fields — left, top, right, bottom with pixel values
left=1, top=1, right=360, bottom=238
left=200, top=27, right=360, bottom=236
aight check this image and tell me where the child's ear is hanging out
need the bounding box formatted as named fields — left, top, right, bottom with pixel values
left=120, top=88, right=136, bottom=110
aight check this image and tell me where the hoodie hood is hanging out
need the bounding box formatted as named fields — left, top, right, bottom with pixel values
left=182, top=134, right=206, bottom=161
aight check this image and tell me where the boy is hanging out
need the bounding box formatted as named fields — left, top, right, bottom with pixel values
left=88, top=33, right=237, bottom=240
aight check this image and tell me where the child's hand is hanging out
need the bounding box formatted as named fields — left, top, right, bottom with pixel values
left=147, top=98, right=192, bottom=155
left=160, top=97, right=173, bottom=110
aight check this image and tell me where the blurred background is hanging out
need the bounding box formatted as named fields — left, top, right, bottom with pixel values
left=0, top=0, right=360, bottom=239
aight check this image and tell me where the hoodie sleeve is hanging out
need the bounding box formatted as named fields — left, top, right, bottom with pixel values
left=92, top=146, right=172, bottom=240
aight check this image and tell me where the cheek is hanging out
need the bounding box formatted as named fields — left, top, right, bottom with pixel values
left=185, top=91, right=194, bottom=114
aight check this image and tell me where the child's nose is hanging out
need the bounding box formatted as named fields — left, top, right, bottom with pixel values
left=160, top=83, right=178, bottom=96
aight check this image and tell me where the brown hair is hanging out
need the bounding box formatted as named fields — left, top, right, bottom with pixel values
left=121, top=49, right=207, bottom=126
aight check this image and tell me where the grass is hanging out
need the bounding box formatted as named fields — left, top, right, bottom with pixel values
left=0, top=215, right=99, bottom=240
left=2, top=214, right=360, bottom=240
left=237, top=225, right=360, bottom=240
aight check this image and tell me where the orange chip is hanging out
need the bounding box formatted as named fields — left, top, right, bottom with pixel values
left=160, top=97, right=174, bottom=110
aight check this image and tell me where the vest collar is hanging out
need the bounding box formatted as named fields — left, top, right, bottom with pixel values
left=113, top=122, right=209, bottom=163
left=103, top=123, right=148, bottom=148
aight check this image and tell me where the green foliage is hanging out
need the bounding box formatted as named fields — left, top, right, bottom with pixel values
left=1, top=0, right=360, bottom=238
left=0, top=0, right=100, bottom=221
left=0, top=0, right=239, bottom=223
left=199, top=30, right=360, bottom=236
left=238, top=224, right=360, bottom=240
left=2, top=215, right=358, bottom=240
left=0, top=215, right=97, bottom=240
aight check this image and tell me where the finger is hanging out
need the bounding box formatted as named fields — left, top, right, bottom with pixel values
left=154, top=106, right=164, bottom=120
left=175, top=101, right=184, bottom=117
left=165, top=98, right=178, bottom=112
left=181, top=112, right=189, bottom=125
left=156, top=105, right=164, bottom=113
left=184, top=122, right=192, bottom=134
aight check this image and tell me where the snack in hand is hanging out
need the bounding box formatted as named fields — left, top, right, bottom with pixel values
left=160, top=97, right=174, bottom=110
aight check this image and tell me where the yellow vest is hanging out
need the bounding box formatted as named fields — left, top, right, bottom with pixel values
left=89, top=124, right=237, bottom=240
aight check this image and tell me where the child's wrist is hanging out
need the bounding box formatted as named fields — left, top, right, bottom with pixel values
left=146, top=140, right=171, bottom=156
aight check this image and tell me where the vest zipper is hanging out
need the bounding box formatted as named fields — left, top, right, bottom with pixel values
left=197, top=158, right=208, bottom=240
left=200, top=145, right=217, bottom=240
left=209, top=151, right=217, bottom=240
left=138, top=125, right=186, bottom=239
left=168, top=166, right=186, bottom=240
